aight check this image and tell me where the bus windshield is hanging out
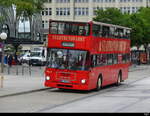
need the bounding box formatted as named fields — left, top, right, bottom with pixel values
left=50, top=21, right=90, bottom=36
left=47, top=48, right=90, bottom=71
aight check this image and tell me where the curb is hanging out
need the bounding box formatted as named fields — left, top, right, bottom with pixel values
left=129, top=67, right=149, bottom=72
left=0, top=87, right=51, bottom=98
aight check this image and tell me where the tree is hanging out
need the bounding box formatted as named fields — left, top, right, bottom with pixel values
left=138, top=7, right=150, bottom=45
left=93, top=8, right=125, bottom=25
left=0, top=0, right=46, bottom=19
left=93, top=7, right=150, bottom=47
left=0, top=0, right=46, bottom=54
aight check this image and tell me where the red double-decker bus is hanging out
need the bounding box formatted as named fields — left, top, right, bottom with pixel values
left=44, top=20, right=131, bottom=91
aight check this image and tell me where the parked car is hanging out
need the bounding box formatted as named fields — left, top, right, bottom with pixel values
left=18, top=52, right=30, bottom=64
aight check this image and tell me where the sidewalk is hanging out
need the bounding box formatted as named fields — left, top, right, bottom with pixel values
left=0, top=65, right=149, bottom=98
left=129, top=64, right=150, bottom=72
left=0, top=74, right=48, bottom=98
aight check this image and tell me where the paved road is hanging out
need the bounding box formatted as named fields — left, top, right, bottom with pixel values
left=0, top=65, right=150, bottom=113
left=44, top=77, right=150, bottom=112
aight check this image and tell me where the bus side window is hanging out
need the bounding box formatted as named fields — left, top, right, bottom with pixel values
left=122, top=54, right=126, bottom=63
left=102, top=26, right=110, bottom=38
left=110, top=26, right=115, bottom=38
left=50, top=22, right=58, bottom=34
left=119, top=28, right=124, bottom=39
left=123, top=29, right=127, bottom=39
left=115, top=28, right=124, bottom=39
left=92, top=24, right=101, bottom=37
left=126, top=29, right=131, bottom=39
left=97, top=54, right=106, bottom=66
left=100, top=54, right=107, bottom=65
left=107, top=54, right=113, bottom=65
left=91, top=55, right=97, bottom=67
left=97, top=55, right=101, bottom=66
left=64, top=23, right=70, bottom=35
left=113, top=54, right=118, bottom=64
left=114, top=28, right=118, bottom=38
left=58, top=23, right=65, bottom=34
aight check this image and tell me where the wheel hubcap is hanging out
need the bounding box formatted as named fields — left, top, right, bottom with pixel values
left=98, top=78, right=101, bottom=88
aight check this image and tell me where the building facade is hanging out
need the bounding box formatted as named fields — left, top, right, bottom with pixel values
left=42, top=0, right=150, bottom=30
left=0, top=5, right=44, bottom=52
left=0, top=6, right=43, bottom=45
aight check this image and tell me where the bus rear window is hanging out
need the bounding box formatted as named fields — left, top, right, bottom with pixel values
left=49, top=21, right=90, bottom=36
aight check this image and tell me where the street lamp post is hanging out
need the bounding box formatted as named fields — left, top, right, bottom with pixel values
left=0, top=32, right=7, bottom=88
left=0, top=32, right=7, bottom=73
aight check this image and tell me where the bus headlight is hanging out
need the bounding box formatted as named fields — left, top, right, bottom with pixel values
left=46, top=76, right=51, bottom=80
left=81, top=79, right=86, bottom=84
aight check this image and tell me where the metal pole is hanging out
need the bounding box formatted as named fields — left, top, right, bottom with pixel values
left=0, top=41, right=4, bottom=88
left=1, top=41, right=4, bottom=73
left=0, top=32, right=7, bottom=88
left=22, top=65, right=24, bottom=76
left=16, top=65, right=18, bottom=75
left=0, top=76, right=4, bottom=88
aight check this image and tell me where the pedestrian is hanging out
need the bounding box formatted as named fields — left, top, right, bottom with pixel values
left=14, top=53, right=18, bottom=65
left=4, top=54, right=8, bottom=66
left=132, top=53, right=137, bottom=67
left=8, top=54, right=13, bottom=67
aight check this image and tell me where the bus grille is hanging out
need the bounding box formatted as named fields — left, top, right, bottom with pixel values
left=56, top=72, right=76, bottom=82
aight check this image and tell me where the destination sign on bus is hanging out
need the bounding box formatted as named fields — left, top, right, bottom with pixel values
left=51, top=35, right=85, bottom=42
left=62, top=42, right=75, bottom=47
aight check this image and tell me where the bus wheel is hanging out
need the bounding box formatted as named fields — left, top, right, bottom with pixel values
left=95, top=76, right=102, bottom=91
left=116, top=72, right=122, bottom=86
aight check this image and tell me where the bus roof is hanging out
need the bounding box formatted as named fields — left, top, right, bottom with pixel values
left=92, top=21, right=131, bottom=30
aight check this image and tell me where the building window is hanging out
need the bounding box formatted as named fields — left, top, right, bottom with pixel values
left=45, top=0, right=52, bottom=3
left=42, top=20, right=49, bottom=29
left=74, top=7, right=89, bottom=16
left=56, top=8, right=70, bottom=16
left=93, top=0, right=116, bottom=2
left=41, top=8, right=52, bottom=16
left=56, top=0, right=70, bottom=3
left=75, top=0, right=89, bottom=3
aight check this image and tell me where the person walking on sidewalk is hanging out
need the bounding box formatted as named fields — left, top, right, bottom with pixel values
left=4, top=54, right=8, bottom=66
left=8, top=54, right=13, bottom=67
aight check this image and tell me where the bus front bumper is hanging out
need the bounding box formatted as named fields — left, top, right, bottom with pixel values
left=45, top=81, right=90, bottom=91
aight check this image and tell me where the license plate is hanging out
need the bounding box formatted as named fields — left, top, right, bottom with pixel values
left=61, top=80, right=70, bottom=83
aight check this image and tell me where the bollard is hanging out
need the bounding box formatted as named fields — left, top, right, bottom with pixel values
left=0, top=75, right=4, bottom=88
left=29, top=66, right=31, bottom=76
left=16, top=65, right=18, bottom=75
left=22, top=66, right=24, bottom=76
left=8, top=66, right=10, bottom=75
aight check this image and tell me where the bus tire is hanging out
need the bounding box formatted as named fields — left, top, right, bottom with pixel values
left=116, top=72, right=122, bottom=86
left=95, top=76, right=102, bottom=91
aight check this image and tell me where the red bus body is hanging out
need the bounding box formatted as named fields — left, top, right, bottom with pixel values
left=45, top=20, right=131, bottom=91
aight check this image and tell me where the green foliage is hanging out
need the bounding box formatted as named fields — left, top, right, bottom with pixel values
left=93, top=8, right=125, bottom=25
left=0, top=0, right=46, bottom=18
left=93, top=7, right=150, bottom=46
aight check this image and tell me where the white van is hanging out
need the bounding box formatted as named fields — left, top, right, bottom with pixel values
left=29, top=47, right=47, bottom=66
